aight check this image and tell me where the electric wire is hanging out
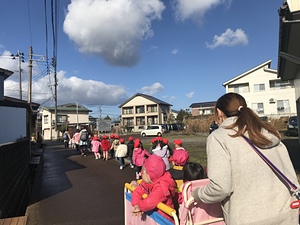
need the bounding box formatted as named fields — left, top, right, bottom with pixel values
left=27, top=0, right=33, bottom=46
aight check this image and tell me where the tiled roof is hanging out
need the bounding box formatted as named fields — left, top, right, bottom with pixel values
left=41, top=103, right=92, bottom=112
left=118, top=93, right=172, bottom=107
left=189, top=101, right=216, bottom=108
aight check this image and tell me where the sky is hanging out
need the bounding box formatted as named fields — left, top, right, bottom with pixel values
left=0, top=0, right=284, bottom=120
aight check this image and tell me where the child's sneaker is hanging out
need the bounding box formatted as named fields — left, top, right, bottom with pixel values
left=130, top=164, right=134, bottom=169
left=120, top=166, right=123, bottom=170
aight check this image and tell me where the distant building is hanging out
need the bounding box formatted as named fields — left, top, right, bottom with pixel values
left=40, top=103, right=92, bottom=140
left=119, top=93, right=172, bottom=132
left=189, top=101, right=216, bottom=117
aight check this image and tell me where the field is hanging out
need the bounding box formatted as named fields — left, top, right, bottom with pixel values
left=120, top=129, right=296, bottom=169
left=122, top=131, right=209, bottom=167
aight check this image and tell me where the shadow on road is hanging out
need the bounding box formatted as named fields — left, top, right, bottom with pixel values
left=28, top=141, right=86, bottom=205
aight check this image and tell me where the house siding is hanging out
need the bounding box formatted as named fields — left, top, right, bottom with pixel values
left=40, top=104, right=92, bottom=140
left=224, top=61, right=296, bottom=118
left=120, top=94, right=171, bottom=132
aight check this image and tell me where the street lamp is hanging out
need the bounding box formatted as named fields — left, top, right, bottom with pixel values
left=11, top=50, right=25, bottom=100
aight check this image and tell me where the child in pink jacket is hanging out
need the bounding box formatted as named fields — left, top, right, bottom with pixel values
left=91, top=135, right=101, bottom=160
left=131, top=155, right=176, bottom=222
left=132, top=139, right=150, bottom=180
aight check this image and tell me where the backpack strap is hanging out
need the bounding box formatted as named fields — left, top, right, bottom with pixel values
left=242, top=135, right=300, bottom=203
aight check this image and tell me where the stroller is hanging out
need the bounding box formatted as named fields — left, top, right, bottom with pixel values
left=180, top=179, right=224, bottom=225
left=124, top=178, right=225, bottom=225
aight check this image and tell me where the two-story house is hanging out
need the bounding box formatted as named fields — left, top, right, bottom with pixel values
left=223, top=60, right=296, bottom=117
left=40, top=103, right=92, bottom=140
left=119, top=93, right=172, bottom=132
left=189, top=101, right=216, bottom=117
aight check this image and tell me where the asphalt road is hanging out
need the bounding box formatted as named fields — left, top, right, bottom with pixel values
left=25, top=134, right=300, bottom=225
left=26, top=141, right=136, bottom=225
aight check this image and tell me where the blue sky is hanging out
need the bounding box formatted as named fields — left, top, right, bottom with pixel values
left=0, top=0, right=284, bottom=120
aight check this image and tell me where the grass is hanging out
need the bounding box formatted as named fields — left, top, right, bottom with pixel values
left=136, top=131, right=209, bottom=168
left=126, top=129, right=296, bottom=169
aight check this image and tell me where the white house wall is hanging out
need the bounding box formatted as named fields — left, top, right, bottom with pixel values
left=41, top=109, right=90, bottom=140
left=0, top=107, right=26, bottom=144
left=123, top=96, right=156, bottom=107
left=41, top=110, right=52, bottom=140
left=225, top=66, right=296, bottom=117
left=68, top=113, right=89, bottom=124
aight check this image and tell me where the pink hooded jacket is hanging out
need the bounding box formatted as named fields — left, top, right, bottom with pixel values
left=132, top=147, right=150, bottom=167
left=131, top=155, right=176, bottom=221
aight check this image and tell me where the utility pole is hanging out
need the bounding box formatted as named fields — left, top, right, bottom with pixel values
left=28, top=46, right=33, bottom=157
left=27, top=46, right=46, bottom=147
left=76, top=100, right=79, bottom=129
left=28, top=46, right=33, bottom=103
left=52, top=56, right=58, bottom=140
left=11, top=50, right=24, bottom=100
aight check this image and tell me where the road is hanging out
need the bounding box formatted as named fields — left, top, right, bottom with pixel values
left=26, top=140, right=136, bottom=225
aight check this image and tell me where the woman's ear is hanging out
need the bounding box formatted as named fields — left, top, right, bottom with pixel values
left=216, top=108, right=225, bottom=125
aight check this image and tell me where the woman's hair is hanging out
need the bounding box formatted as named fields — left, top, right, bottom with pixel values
left=139, top=142, right=144, bottom=150
left=152, top=140, right=164, bottom=149
left=215, top=92, right=280, bottom=146
left=183, top=162, right=206, bottom=183
left=296, top=170, right=300, bottom=184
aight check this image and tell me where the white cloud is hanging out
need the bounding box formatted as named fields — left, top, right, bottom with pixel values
left=138, top=82, right=164, bottom=95
left=148, top=45, right=158, bottom=51
left=172, top=0, right=231, bottom=23
left=63, top=0, right=165, bottom=67
left=169, top=96, right=176, bottom=102
left=186, top=91, right=194, bottom=99
left=1, top=49, right=128, bottom=114
left=4, top=69, right=128, bottom=107
left=206, top=28, right=248, bottom=49
left=171, top=49, right=179, bottom=55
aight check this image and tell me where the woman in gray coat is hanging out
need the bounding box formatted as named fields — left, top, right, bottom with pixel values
left=192, top=92, right=299, bottom=225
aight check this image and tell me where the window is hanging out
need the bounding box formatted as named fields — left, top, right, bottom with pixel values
left=124, top=118, right=134, bottom=126
left=57, top=115, right=67, bottom=123
left=136, top=106, right=145, bottom=114
left=147, top=105, right=157, bottom=113
left=44, top=115, right=49, bottom=124
left=123, top=107, right=133, bottom=115
left=277, top=100, right=290, bottom=113
left=252, top=103, right=264, bottom=114
left=254, top=84, right=265, bottom=92
left=270, top=80, right=294, bottom=90
left=136, top=117, right=145, bottom=125
left=228, top=83, right=249, bottom=93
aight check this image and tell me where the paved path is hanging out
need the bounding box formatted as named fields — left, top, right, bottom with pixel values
left=26, top=141, right=136, bottom=225
left=25, top=137, right=300, bottom=225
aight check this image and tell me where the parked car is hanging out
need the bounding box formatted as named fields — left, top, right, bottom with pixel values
left=209, top=121, right=218, bottom=134
left=141, top=125, right=165, bottom=137
left=286, top=116, right=298, bottom=136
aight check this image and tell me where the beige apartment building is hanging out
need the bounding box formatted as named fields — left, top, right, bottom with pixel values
left=119, top=93, right=172, bottom=132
